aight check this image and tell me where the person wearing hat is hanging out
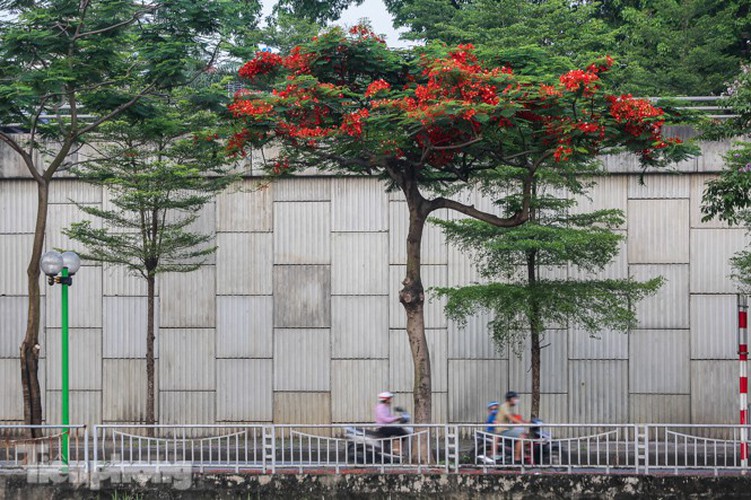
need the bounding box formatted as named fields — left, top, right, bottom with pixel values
left=485, top=401, right=500, bottom=434
left=494, top=391, right=528, bottom=462
left=374, top=391, right=408, bottom=445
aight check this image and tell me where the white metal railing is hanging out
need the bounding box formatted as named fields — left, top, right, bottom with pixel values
left=0, top=424, right=88, bottom=470
left=4, top=422, right=751, bottom=476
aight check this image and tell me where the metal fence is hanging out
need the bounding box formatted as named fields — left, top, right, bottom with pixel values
left=2, top=423, right=750, bottom=476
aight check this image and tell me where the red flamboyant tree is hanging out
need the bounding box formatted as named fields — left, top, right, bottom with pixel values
left=228, top=26, right=693, bottom=424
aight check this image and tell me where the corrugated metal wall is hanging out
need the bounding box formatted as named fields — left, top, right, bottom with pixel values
left=2, top=147, right=750, bottom=426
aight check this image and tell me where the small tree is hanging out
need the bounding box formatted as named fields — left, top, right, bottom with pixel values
left=433, top=169, right=661, bottom=416
left=0, top=0, right=259, bottom=429
left=64, top=90, right=237, bottom=426
left=227, top=27, right=693, bottom=423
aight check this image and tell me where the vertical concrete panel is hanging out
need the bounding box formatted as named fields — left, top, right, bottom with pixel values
left=508, top=331, right=567, bottom=393
left=45, top=203, right=101, bottom=252
left=331, top=360, right=388, bottom=422
left=45, top=328, right=101, bottom=390
left=389, top=265, right=447, bottom=330
left=568, top=328, right=628, bottom=360
left=47, top=390, right=102, bottom=425
left=0, top=296, right=45, bottom=357
left=274, top=392, right=331, bottom=425
left=216, top=181, right=272, bottom=232
left=389, top=201, right=448, bottom=265
left=159, top=267, right=216, bottom=328
left=331, top=178, right=388, bottom=232
left=45, top=265, right=102, bottom=328
left=690, top=229, right=747, bottom=293
left=571, top=176, right=628, bottom=225
left=274, top=329, right=330, bottom=391
left=49, top=180, right=101, bottom=204
left=331, top=232, right=389, bottom=295
left=216, top=232, right=273, bottom=295
left=216, top=359, right=272, bottom=421
left=627, top=199, right=689, bottom=264
left=273, top=202, right=330, bottom=264
left=102, top=264, right=148, bottom=297
left=0, top=180, right=36, bottom=233
left=160, top=391, right=215, bottom=424
left=103, top=296, right=157, bottom=358
left=690, top=294, right=737, bottom=360
left=448, top=359, right=508, bottom=423
left=699, top=140, right=732, bottom=172
left=273, top=265, right=331, bottom=328
left=0, top=358, right=23, bottom=420
left=447, top=240, right=485, bottom=287
left=627, top=174, right=690, bottom=199
left=274, top=178, right=331, bottom=201
left=691, top=360, right=735, bottom=424
left=568, top=360, right=628, bottom=423
left=630, top=264, right=689, bottom=329
left=629, top=330, right=690, bottom=393
left=216, top=296, right=273, bottom=358
left=159, top=329, right=215, bottom=391
left=102, top=359, right=154, bottom=422
left=629, top=394, right=691, bottom=424
left=0, top=234, right=40, bottom=295
left=389, top=329, right=447, bottom=392
left=331, top=296, right=389, bottom=359
left=447, top=311, right=505, bottom=360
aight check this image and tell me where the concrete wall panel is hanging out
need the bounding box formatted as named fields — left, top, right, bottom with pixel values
left=568, top=360, right=628, bottom=423
left=274, top=329, right=330, bottom=391
left=45, top=328, right=101, bottom=391
left=690, top=294, right=737, bottom=360
left=690, top=229, right=746, bottom=293
left=448, top=359, right=508, bottom=423
left=627, top=199, right=689, bottom=264
left=628, top=174, right=690, bottom=199
left=331, top=232, right=388, bottom=295
left=331, top=296, right=389, bottom=359
left=274, top=392, right=331, bottom=425
left=629, top=394, right=691, bottom=424
left=47, top=390, right=101, bottom=426
left=273, top=265, right=330, bottom=328
left=0, top=180, right=36, bottom=233
left=568, top=328, right=628, bottom=360
left=0, top=358, right=23, bottom=420
left=273, top=202, right=330, bottom=264
left=159, top=329, right=215, bottom=391
left=629, top=330, right=690, bottom=394
left=389, top=201, right=448, bottom=265
left=45, top=265, right=102, bottom=328
left=389, top=329, right=447, bottom=392
left=103, top=296, right=157, bottom=358
left=102, top=359, right=153, bottom=422
left=691, top=360, right=736, bottom=424
left=216, top=359, right=272, bottom=421
left=216, top=232, right=273, bottom=295
left=631, top=264, right=689, bottom=329
left=160, top=267, right=216, bottom=328
left=216, top=181, right=272, bottom=232
left=160, top=391, right=215, bottom=424
left=447, top=311, right=503, bottom=360
left=216, top=296, right=273, bottom=358
left=331, top=178, right=387, bottom=232
left=509, top=331, right=567, bottom=393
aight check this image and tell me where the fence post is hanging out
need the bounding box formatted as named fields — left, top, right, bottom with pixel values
left=444, top=425, right=458, bottom=473
left=262, top=425, right=275, bottom=474
left=739, top=293, right=748, bottom=470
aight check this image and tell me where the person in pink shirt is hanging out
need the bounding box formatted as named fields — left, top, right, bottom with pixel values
left=374, top=391, right=407, bottom=439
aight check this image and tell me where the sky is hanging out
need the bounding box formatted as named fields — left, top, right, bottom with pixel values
left=260, top=0, right=414, bottom=48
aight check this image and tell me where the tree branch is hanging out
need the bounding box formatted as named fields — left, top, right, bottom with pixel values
left=0, top=132, right=43, bottom=183
left=428, top=196, right=528, bottom=227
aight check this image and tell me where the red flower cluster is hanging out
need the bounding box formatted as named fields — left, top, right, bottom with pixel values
left=365, top=79, right=391, bottom=97
left=341, top=109, right=370, bottom=136
left=559, top=69, right=600, bottom=93
left=553, top=145, right=573, bottom=162
left=227, top=99, right=273, bottom=118
left=606, top=94, right=664, bottom=137
left=238, top=51, right=283, bottom=80
left=348, top=24, right=385, bottom=43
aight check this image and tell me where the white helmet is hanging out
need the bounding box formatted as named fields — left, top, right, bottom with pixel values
left=378, top=391, right=394, bottom=401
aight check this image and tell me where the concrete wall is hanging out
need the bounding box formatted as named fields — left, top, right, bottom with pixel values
left=0, top=137, right=746, bottom=426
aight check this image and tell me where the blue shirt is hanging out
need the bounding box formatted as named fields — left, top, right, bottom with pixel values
left=485, top=409, right=498, bottom=433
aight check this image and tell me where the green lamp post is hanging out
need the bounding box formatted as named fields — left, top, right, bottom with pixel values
left=40, top=250, right=81, bottom=466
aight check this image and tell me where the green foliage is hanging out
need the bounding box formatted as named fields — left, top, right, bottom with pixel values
left=384, top=0, right=751, bottom=95
left=433, top=178, right=662, bottom=348
left=273, top=0, right=363, bottom=23
left=63, top=89, right=237, bottom=279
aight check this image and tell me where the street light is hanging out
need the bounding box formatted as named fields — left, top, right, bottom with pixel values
left=40, top=250, right=80, bottom=466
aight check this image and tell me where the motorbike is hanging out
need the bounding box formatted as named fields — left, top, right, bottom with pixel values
left=475, top=418, right=554, bottom=465
left=344, top=407, right=413, bottom=464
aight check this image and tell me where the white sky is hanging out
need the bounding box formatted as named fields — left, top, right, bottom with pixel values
left=261, top=0, right=413, bottom=48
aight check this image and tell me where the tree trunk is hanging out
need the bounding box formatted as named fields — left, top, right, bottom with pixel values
left=20, top=180, right=50, bottom=436
left=527, top=248, right=542, bottom=418
left=400, top=192, right=432, bottom=425
left=146, top=274, right=156, bottom=434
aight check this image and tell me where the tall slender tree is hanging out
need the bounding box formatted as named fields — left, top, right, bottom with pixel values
left=0, top=0, right=260, bottom=430
left=64, top=88, right=237, bottom=427
left=433, top=168, right=661, bottom=416
left=227, top=27, right=692, bottom=423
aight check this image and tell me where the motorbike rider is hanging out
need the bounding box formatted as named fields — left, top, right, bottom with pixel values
left=374, top=391, right=408, bottom=446
left=494, top=391, right=528, bottom=462
left=485, top=401, right=500, bottom=433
